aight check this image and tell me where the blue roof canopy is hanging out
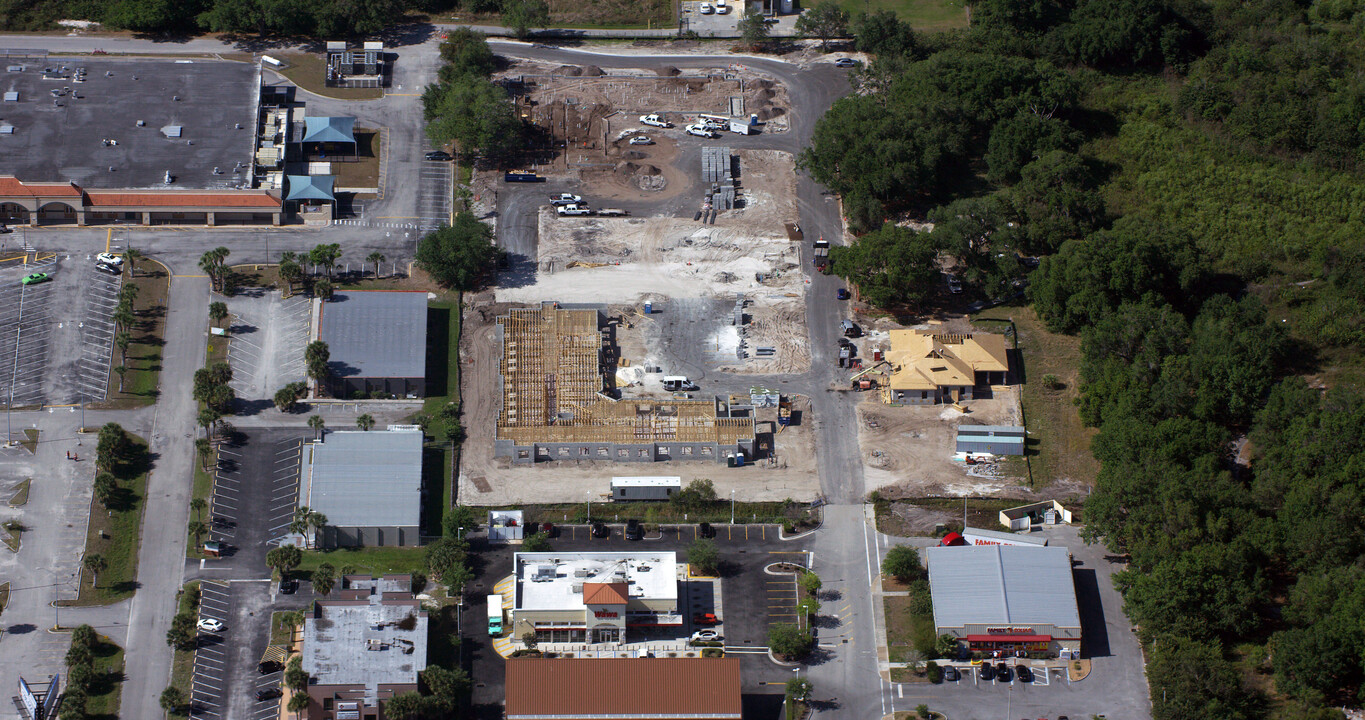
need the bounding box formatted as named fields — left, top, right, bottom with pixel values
left=285, top=175, right=335, bottom=202
left=302, top=116, right=356, bottom=144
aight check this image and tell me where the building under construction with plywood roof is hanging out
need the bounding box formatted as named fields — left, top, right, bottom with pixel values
left=493, top=302, right=755, bottom=465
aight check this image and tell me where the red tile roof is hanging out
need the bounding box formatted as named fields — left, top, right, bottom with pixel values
left=0, top=175, right=82, bottom=197
left=85, top=191, right=280, bottom=208
left=583, top=582, right=629, bottom=605
left=505, top=658, right=742, bottom=719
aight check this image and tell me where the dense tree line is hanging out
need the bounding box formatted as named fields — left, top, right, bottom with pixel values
left=423, top=28, right=525, bottom=163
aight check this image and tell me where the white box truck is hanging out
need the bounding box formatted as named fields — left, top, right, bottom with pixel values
left=487, top=595, right=503, bottom=635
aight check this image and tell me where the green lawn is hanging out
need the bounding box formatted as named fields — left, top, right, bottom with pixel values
left=105, top=263, right=170, bottom=408
left=86, top=635, right=126, bottom=719
left=419, top=295, right=462, bottom=535
left=70, top=432, right=150, bottom=606
left=972, top=307, right=1099, bottom=489
left=168, top=581, right=200, bottom=708
left=884, top=591, right=936, bottom=664
left=832, top=0, right=968, bottom=29
left=296, top=547, right=429, bottom=579
left=185, top=454, right=216, bottom=559
left=8, top=478, right=30, bottom=507
left=20, top=428, right=37, bottom=454
left=270, top=610, right=300, bottom=648
left=274, top=52, right=384, bottom=100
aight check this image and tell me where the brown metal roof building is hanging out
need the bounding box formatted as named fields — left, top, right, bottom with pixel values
left=505, top=658, right=742, bottom=720
left=0, top=174, right=282, bottom=227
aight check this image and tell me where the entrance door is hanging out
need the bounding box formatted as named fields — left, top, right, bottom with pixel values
left=593, top=627, right=620, bottom=643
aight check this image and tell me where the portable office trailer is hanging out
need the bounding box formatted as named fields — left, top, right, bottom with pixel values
left=611, top=476, right=682, bottom=501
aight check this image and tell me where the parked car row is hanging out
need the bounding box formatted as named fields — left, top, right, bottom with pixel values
left=969, top=661, right=1035, bottom=684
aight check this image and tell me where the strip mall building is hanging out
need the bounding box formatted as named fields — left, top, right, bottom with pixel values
left=0, top=175, right=282, bottom=226
left=927, top=544, right=1082, bottom=658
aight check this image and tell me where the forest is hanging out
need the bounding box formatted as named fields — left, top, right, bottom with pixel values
left=812, top=0, right=1365, bottom=716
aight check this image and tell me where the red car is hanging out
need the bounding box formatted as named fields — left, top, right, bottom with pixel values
left=692, top=613, right=719, bottom=626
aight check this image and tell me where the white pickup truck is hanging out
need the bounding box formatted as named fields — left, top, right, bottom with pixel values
left=557, top=204, right=592, bottom=216
left=549, top=193, right=583, bottom=206
left=640, top=114, right=673, bottom=128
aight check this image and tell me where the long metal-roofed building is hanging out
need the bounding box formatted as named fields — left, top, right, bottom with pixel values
left=493, top=302, right=756, bottom=464
left=318, top=290, right=429, bottom=398
left=926, top=544, right=1081, bottom=658
left=297, top=428, right=424, bottom=548
left=505, top=658, right=742, bottom=720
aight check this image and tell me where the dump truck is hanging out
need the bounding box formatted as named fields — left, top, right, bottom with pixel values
left=813, top=238, right=830, bottom=271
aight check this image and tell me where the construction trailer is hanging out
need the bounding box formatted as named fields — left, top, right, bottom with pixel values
left=611, top=476, right=683, bottom=501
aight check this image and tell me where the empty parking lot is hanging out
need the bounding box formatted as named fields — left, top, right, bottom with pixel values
left=207, top=428, right=308, bottom=574
left=222, top=289, right=309, bottom=408
left=191, top=581, right=290, bottom=720
left=417, top=159, right=453, bottom=230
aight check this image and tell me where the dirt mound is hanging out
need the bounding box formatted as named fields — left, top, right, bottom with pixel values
left=756, top=107, right=786, bottom=121
left=583, top=65, right=605, bottom=76
left=556, top=65, right=583, bottom=76
left=624, top=150, right=647, bottom=160
left=615, top=161, right=666, bottom=192
left=656, top=65, right=681, bottom=76
left=751, top=79, right=775, bottom=90
left=757, top=88, right=777, bottom=102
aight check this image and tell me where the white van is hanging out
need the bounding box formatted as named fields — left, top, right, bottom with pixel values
left=663, top=375, right=695, bottom=391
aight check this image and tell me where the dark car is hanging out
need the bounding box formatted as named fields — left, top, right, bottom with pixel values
left=0, top=224, right=11, bottom=233
left=257, top=661, right=284, bottom=675
left=943, top=666, right=960, bottom=682
left=979, top=663, right=994, bottom=681
left=625, top=519, right=643, bottom=540
left=837, top=288, right=850, bottom=300
left=424, top=150, right=452, bottom=161
left=542, top=522, right=556, bottom=537
left=278, top=579, right=297, bottom=595
left=692, top=612, right=719, bottom=625
left=698, top=522, right=715, bottom=538
left=996, top=662, right=1011, bottom=682
left=95, top=262, right=121, bottom=275
left=1016, top=665, right=1033, bottom=682
left=254, top=688, right=282, bottom=701
left=591, top=521, right=609, bottom=538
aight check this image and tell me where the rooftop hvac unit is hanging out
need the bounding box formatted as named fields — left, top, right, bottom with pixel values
left=573, top=568, right=591, bottom=578
left=571, top=582, right=583, bottom=593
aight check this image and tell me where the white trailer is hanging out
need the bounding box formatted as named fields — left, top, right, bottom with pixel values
left=611, top=476, right=683, bottom=501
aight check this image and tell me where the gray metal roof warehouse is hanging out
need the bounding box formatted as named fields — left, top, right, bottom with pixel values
left=297, top=429, right=423, bottom=544
left=926, top=544, right=1080, bottom=633
left=319, top=291, right=428, bottom=379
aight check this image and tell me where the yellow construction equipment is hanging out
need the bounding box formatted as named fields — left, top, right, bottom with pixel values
left=850, top=360, right=890, bottom=386
left=566, top=260, right=609, bottom=269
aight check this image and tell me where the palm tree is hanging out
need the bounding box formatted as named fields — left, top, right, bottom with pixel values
left=287, top=692, right=308, bottom=719
left=314, top=277, right=334, bottom=302
left=113, top=307, right=134, bottom=335
left=209, top=301, right=229, bottom=325
left=83, top=554, right=107, bottom=588
left=195, top=438, right=212, bottom=471
left=123, top=248, right=142, bottom=278
left=191, top=497, right=207, bottom=520
left=187, top=520, right=208, bottom=549
left=307, top=414, right=324, bottom=441
left=290, top=506, right=329, bottom=537
left=115, top=331, right=131, bottom=366
left=198, top=407, right=222, bottom=438
left=356, top=413, right=375, bottom=431
left=93, top=473, right=116, bottom=508
left=367, top=251, right=386, bottom=279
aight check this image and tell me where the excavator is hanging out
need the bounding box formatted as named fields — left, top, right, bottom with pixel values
left=849, top=360, right=891, bottom=390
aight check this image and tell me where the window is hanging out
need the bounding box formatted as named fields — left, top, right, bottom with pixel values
left=559, top=447, right=570, bottom=456
left=597, top=447, right=608, bottom=456
left=580, top=447, right=589, bottom=456
left=617, top=449, right=627, bottom=457
left=638, top=449, right=648, bottom=458
left=701, top=447, right=713, bottom=456
left=682, top=447, right=693, bottom=455
left=659, top=446, right=670, bottom=454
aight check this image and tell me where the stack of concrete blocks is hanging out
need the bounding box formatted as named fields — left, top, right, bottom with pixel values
left=701, top=146, right=736, bottom=211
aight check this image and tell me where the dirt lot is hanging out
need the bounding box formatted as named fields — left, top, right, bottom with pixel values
left=456, top=300, right=821, bottom=505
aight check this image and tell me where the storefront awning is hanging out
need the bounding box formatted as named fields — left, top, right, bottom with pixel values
left=965, top=634, right=1052, bottom=643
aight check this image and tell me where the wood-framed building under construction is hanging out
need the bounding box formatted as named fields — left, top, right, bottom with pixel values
left=493, top=302, right=756, bottom=465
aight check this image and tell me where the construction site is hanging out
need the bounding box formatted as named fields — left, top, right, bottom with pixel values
left=459, top=301, right=822, bottom=505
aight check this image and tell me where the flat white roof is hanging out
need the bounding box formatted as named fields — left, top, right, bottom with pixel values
left=515, top=552, right=677, bottom=611
left=611, top=476, right=682, bottom=488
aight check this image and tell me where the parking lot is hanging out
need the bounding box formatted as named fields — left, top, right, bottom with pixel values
left=416, top=159, right=453, bottom=231
left=207, top=428, right=308, bottom=575
left=222, top=289, right=310, bottom=408
left=0, top=252, right=123, bottom=406
left=191, top=580, right=295, bottom=720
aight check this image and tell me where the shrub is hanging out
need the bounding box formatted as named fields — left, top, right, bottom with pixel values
left=926, top=661, right=942, bottom=683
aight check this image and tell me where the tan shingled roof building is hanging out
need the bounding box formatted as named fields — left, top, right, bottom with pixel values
left=506, top=658, right=742, bottom=720
left=885, top=329, right=1010, bottom=405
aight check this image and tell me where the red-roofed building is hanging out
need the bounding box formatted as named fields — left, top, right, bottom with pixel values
left=506, top=659, right=742, bottom=720
left=0, top=174, right=282, bottom=227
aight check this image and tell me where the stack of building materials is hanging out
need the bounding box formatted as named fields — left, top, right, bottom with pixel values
left=701, top=146, right=736, bottom=210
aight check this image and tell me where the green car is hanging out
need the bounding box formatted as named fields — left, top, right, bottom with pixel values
left=21, top=272, right=49, bottom=285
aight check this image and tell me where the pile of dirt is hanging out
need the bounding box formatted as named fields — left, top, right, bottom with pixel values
left=583, top=65, right=605, bottom=76
left=615, top=161, right=666, bottom=191
left=624, top=150, right=647, bottom=160
left=756, top=107, right=786, bottom=120
left=656, top=65, right=681, bottom=76
left=751, top=78, right=775, bottom=90
left=556, top=65, right=583, bottom=76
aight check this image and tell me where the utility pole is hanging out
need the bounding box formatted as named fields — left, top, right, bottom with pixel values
left=730, top=489, right=735, bottom=525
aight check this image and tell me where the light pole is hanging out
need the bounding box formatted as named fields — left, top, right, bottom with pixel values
left=730, top=489, right=735, bottom=525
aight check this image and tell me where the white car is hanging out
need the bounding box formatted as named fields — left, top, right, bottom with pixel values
left=639, top=114, right=673, bottom=128
left=685, top=124, right=718, bottom=139
left=197, top=618, right=225, bottom=633
left=96, top=252, right=123, bottom=267
left=628, top=136, right=654, bottom=145
left=699, top=2, right=715, bottom=12
left=691, top=630, right=722, bottom=642
left=716, top=2, right=729, bottom=12
left=557, top=204, right=592, bottom=216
